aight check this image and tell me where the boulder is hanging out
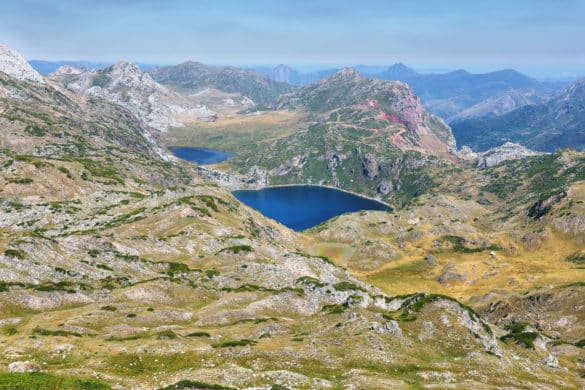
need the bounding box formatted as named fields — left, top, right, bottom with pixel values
left=8, top=361, right=40, bottom=373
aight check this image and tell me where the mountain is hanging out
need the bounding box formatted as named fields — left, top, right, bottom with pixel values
left=149, top=61, right=293, bottom=104
left=198, top=68, right=456, bottom=205
left=29, top=60, right=161, bottom=75
left=451, top=78, right=585, bottom=152
left=0, top=43, right=44, bottom=83
left=448, top=90, right=539, bottom=122
left=261, top=64, right=339, bottom=85
left=48, top=61, right=217, bottom=131
left=373, top=64, right=556, bottom=120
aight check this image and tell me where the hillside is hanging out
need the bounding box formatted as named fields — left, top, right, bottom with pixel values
left=2, top=43, right=585, bottom=388
left=451, top=78, right=585, bottom=152
left=149, top=61, right=293, bottom=105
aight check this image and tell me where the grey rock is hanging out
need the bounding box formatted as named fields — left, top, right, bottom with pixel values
left=425, top=254, right=437, bottom=267
left=377, top=181, right=393, bottom=195
left=0, top=44, right=44, bottom=83
left=544, top=353, right=559, bottom=368
left=476, top=142, right=546, bottom=168
left=8, top=361, right=40, bottom=373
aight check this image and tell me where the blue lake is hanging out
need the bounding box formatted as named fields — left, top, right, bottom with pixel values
left=233, top=185, right=390, bottom=231
left=170, top=147, right=234, bottom=165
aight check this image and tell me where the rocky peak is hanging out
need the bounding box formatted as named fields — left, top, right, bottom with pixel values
left=50, top=65, right=84, bottom=76
left=477, top=142, right=546, bottom=168
left=323, top=67, right=361, bottom=83
left=0, top=43, right=44, bottom=83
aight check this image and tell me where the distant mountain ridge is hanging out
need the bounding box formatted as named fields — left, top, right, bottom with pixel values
left=29, top=60, right=161, bottom=75
left=149, top=61, right=293, bottom=104
left=451, top=77, right=585, bottom=152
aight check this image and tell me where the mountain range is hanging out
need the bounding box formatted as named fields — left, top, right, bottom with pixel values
left=1, top=43, right=585, bottom=389
left=451, top=78, right=585, bottom=152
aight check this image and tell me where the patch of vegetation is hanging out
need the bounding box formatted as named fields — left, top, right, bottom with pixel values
left=185, top=331, right=210, bottom=338
left=4, top=249, right=25, bottom=259
left=439, top=235, right=501, bottom=253
left=106, top=333, right=150, bottom=342
left=500, top=323, right=538, bottom=349
left=101, top=305, right=117, bottom=312
left=321, top=304, right=346, bottom=314
left=32, top=327, right=82, bottom=338
left=575, top=339, right=585, bottom=348
left=159, top=380, right=235, bottom=390
left=216, top=245, right=253, bottom=254
left=6, top=177, right=33, bottom=184
left=296, top=276, right=327, bottom=288
left=0, top=372, right=111, bottom=390
left=4, top=327, right=18, bottom=335
left=156, top=330, right=178, bottom=340
left=211, top=339, right=257, bottom=348
left=165, top=261, right=190, bottom=277
left=24, top=124, right=47, bottom=136
left=566, top=252, right=585, bottom=265
left=333, top=281, right=366, bottom=292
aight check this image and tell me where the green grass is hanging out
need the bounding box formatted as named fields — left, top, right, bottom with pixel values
left=0, top=372, right=111, bottom=390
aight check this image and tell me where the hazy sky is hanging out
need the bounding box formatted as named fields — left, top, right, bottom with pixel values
left=2, top=0, right=584, bottom=74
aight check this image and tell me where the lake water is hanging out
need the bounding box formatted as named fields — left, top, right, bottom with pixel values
left=233, top=185, right=390, bottom=231
left=170, top=147, right=234, bottom=165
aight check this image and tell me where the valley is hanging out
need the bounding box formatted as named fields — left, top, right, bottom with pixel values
left=0, top=38, right=584, bottom=390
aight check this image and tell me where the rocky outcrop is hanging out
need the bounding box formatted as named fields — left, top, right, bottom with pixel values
left=0, top=43, right=44, bottom=83
left=476, top=142, right=546, bottom=168
left=49, top=62, right=217, bottom=131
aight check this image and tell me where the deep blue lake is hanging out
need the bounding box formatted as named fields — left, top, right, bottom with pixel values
left=233, top=185, right=390, bottom=231
left=170, top=147, right=234, bottom=165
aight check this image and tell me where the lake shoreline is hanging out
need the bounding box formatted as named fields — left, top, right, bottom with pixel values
left=235, top=183, right=392, bottom=209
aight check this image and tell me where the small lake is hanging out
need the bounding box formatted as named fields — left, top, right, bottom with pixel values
left=233, top=185, right=390, bottom=231
left=170, top=147, right=234, bottom=165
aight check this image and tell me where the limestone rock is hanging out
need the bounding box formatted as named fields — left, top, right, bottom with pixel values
left=0, top=43, right=44, bottom=83
left=8, top=361, right=40, bottom=373
left=477, top=142, right=546, bottom=168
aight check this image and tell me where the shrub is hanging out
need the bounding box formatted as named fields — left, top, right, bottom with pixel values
left=185, top=331, right=210, bottom=338
left=101, top=305, right=117, bottom=312
left=159, top=380, right=234, bottom=390
left=4, top=249, right=25, bottom=259
left=212, top=339, right=257, bottom=348
left=566, top=252, right=585, bottom=265
left=156, top=330, right=178, bottom=340
left=32, top=327, right=82, bottom=337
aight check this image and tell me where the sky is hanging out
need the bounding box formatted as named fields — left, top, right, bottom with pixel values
left=1, top=0, right=584, bottom=77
